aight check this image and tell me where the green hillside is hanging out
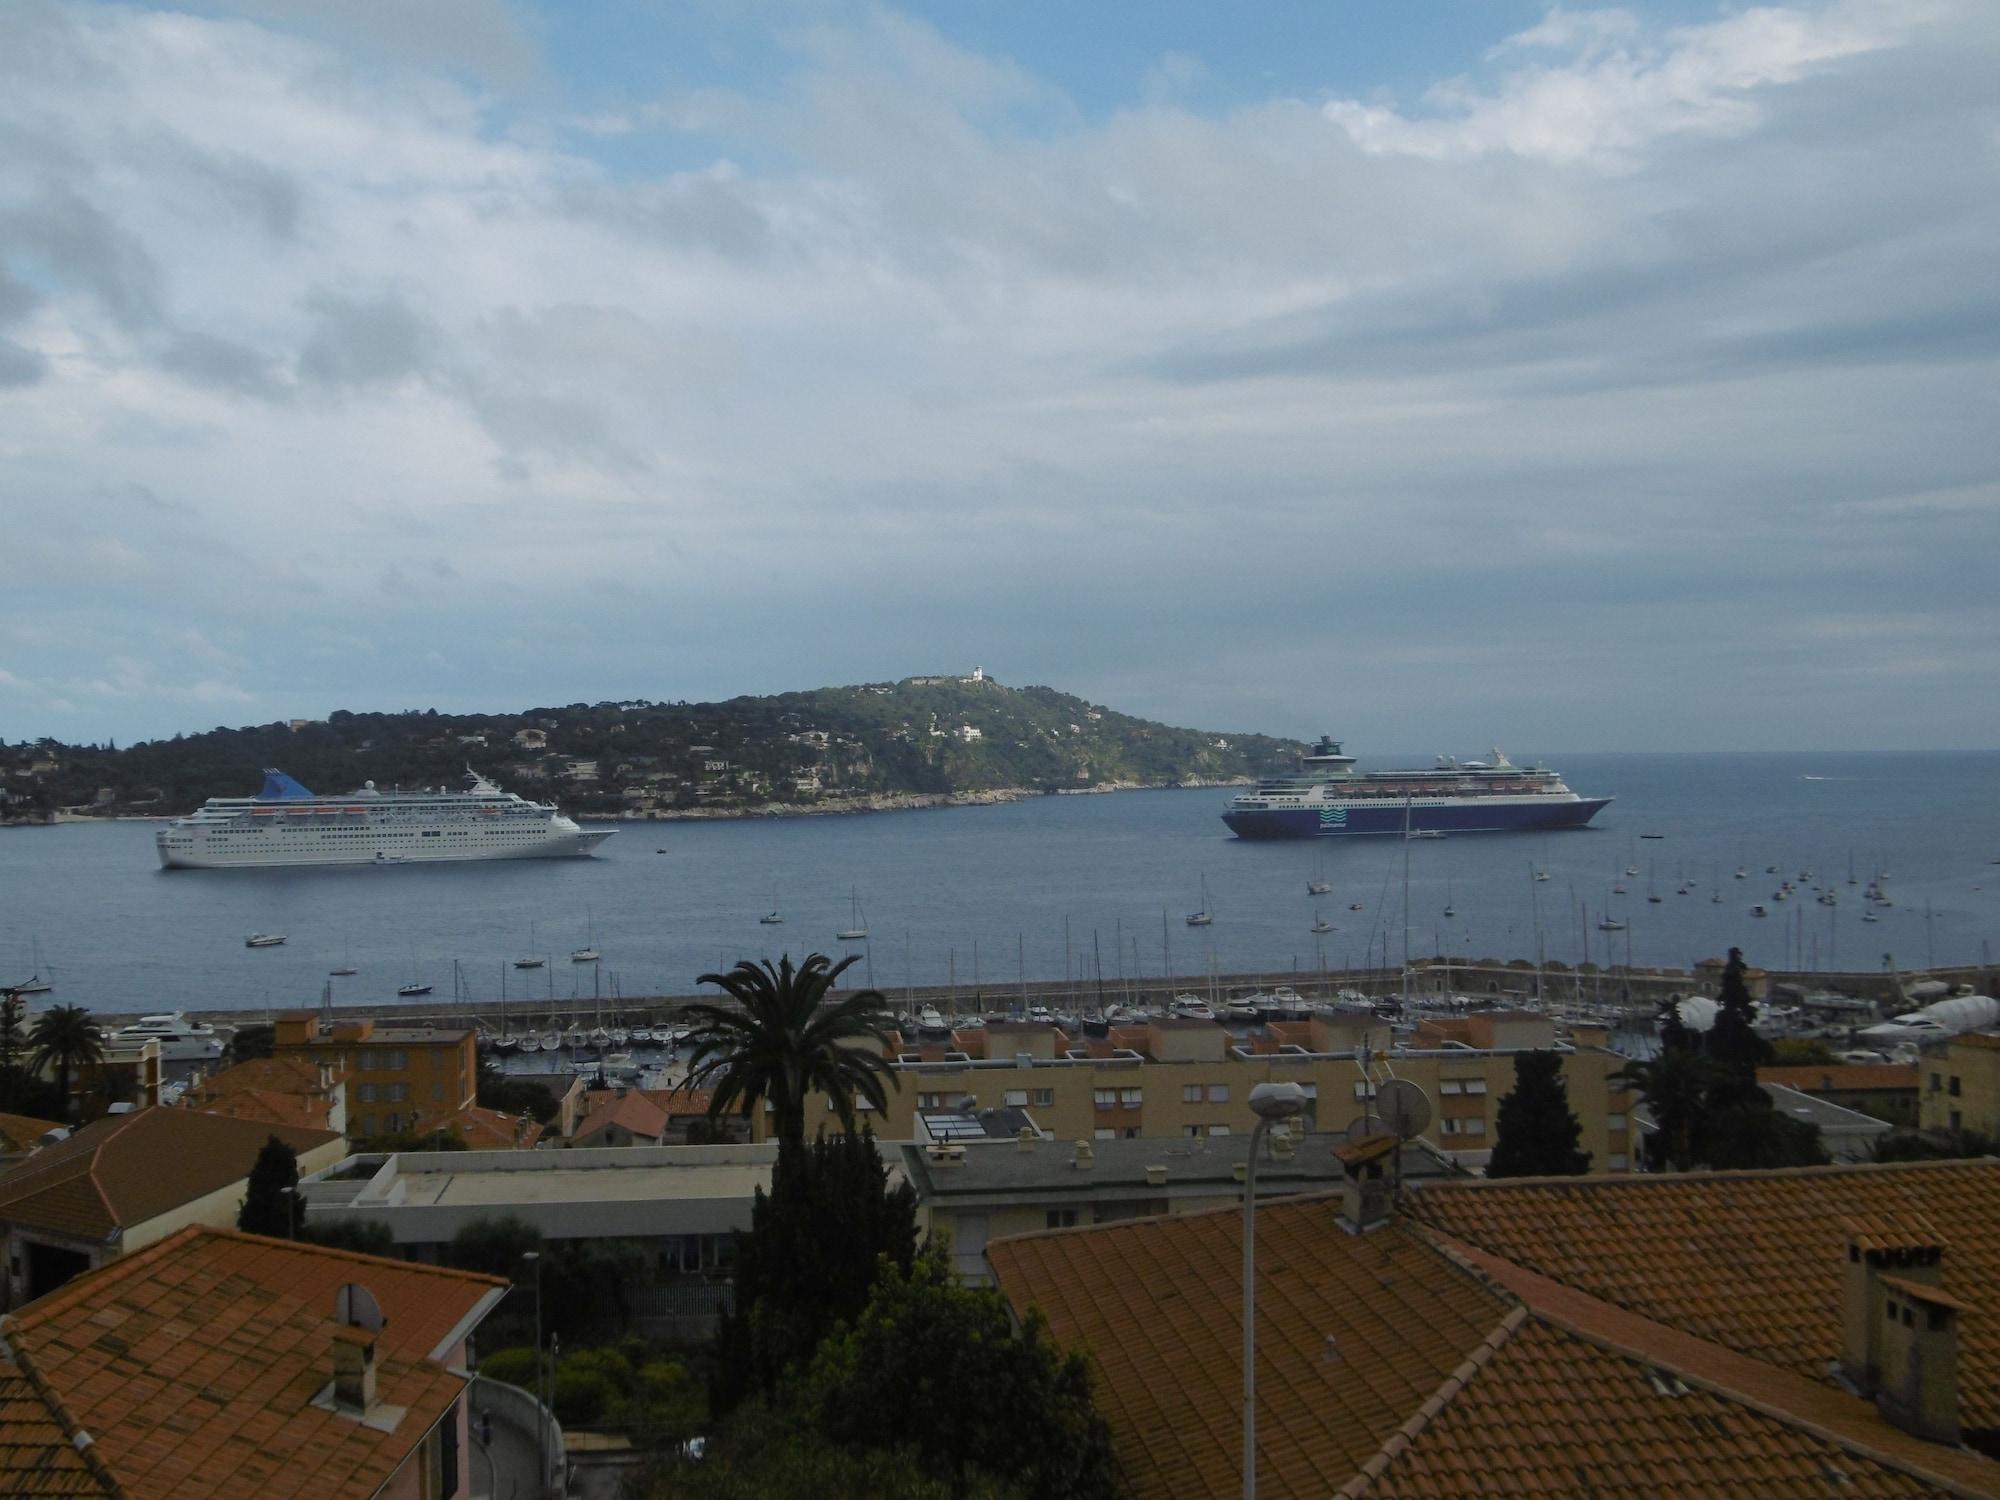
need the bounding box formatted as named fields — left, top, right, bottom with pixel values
left=2, top=674, right=1306, bottom=819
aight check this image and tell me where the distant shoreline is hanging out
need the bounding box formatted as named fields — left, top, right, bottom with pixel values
left=0, top=777, right=1256, bottom=830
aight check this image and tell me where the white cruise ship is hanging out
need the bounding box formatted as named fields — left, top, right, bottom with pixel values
left=155, top=768, right=615, bottom=870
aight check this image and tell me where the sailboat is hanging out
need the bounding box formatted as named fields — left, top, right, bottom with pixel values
left=760, top=885, right=783, bottom=925
left=1442, top=879, right=1456, bottom=919
left=1647, top=859, right=1663, bottom=904
left=1185, top=875, right=1213, bottom=927
left=572, top=909, right=600, bottom=963
left=329, top=938, right=357, bottom=978
left=1310, top=910, right=1333, bottom=934
left=836, top=887, right=869, bottom=941
left=1307, top=849, right=1330, bottom=897
left=515, top=921, right=545, bottom=969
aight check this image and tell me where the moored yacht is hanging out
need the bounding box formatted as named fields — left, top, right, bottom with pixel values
left=109, top=1012, right=226, bottom=1064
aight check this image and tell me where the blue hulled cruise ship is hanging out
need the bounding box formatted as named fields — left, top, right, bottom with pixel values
left=1221, top=738, right=1610, bottom=839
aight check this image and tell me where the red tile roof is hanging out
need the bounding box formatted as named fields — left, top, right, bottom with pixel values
left=0, top=1353, right=118, bottom=1497
left=0, top=1109, right=340, bottom=1241
left=572, top=1091, right=668, bottom=1145
left=2, top=1226, right=507, bottom=1500
left=0, top=1112, right=66, bottom=1155
left=409, top=1102, right=541, bottom=1150
left=1405, top=1159, right=2000, bottom=1431
left=1758, top=1064, right=1920, bottom=1093
left=189, top=1088, right=337, bottom=1133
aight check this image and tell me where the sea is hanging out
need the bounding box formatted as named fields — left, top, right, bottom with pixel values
left=3, top=751, right=1997, bottom=1017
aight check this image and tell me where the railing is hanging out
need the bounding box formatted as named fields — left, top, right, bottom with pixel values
left=627, top=1280, right=734, bottom=1342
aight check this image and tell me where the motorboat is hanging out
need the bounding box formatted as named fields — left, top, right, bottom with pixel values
left=108, top=1013, right=225, bottom=1063
left=396, top=982, right=432, bottom=997
left=245, top=933, right=287, bottom=948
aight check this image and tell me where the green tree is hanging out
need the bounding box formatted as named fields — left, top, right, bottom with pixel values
left=448, top=1214, right=544, bottom=1278
left=634, top=1403, right=999, bottom=1500
left=1705, top=947, right=1772, bottom=1101
left=228, top=1023, right=275, bottom=1063
left=28, top=1004, right=104, bottom=1120
left=0, top=990, right=25, bottom=1073
left=1869, top=1128, right=2000, bottom=1162
left=1485, top=1050, right=1591, bottom=1177
left=238, top=1135, right=300, bottom=1237
left=1613, top=1048, right=1716, bottom=1171
left=807, top=1240, right=1119, bottom=1500
left=1700, top=1099, right=1827, bottom=1169
left=301, top=1218, right=397, bottom=1256
left=714, top=1128, right=918, bottom=1410
left=683, top=953, right=896, bottom=1154
left=476, top=1057, right=558, bottom=1125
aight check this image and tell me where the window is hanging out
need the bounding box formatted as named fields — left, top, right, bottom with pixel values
left=1033, top=1088, right=1054, bottom=1108
left=1209, top=1123, right=1231, bottom=1136
left=919, top=1092, right=946, bottom=1110
left=1949, top=1076, right=1962, bottom=1097
left=432, top=1081, right=444, bottom=1101
left=431, top=1049, right=447, bottom=1068
left=1119, top=1088, right=1142, bottom=1107
left=1003, top=1090, right=1028, bottom=1107
left=1930, top=1072, right=1942, bottom=1093
left=358, top=1083, right=376, bottom=1103
left=1094, top=1127, right=1115, bottom=1140
left=1607, top=1113, right=1627, bottom=1131
left=389, top=1083, right=409, bottom=1102
left=1183, top=1084, right=1203, bottom=1104
left=1093, top=1089, right=1117, bottom=1108
left=1046, top=1209, right=1078, bottom=1229
left=1461, top=1117, right=1486, bottom=1136
left=1353, top=1082, right=1379, bottom=1100
left=1208, top=1084, right=1229, bottom=1103
left=1439, top=1080, right=1463, bottom=1096
left=1951, top=1110, right=1963, bottom=1131
left=1463, top=1080, right=1489, bottom=1096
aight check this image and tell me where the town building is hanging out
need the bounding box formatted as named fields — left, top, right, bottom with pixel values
left=772, top=1011, right=1636, bottom=1172
left=1758, top=1081, right=1893, bottom=1160
left=298, top=1143, right=777, bottom=1277
left=569, top=1088, right=668, bottom=1148
left=0, top=1108, right=344, bottom=1307
left=902, top=1129, right=1456, bottom=1283
left=1760, top=1061, right=1921, bottom=1126
left=272, top=1015, right=477, bottom=1140
left=990, top=1156, right=2000, bottom=1498
left=182, top=1054, right=349, bottom=1134
left=507, top=1069, right=586, bottom=1136
left=1922, top=1032, right=2000, bottom=1137
left=409, top=1101, right=544, bottom=1150
left=0, top=1225, right=512, bottom=1499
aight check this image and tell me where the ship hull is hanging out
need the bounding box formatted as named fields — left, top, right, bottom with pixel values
left=1223, top=796, right=1611, bottom=840
left=157, top=827, right=614, bottom=870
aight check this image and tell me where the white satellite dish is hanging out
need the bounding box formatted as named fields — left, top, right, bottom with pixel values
left=335, top=1283, right=386, bottom=1333
left=1377, top=1079, right=1433, bottom=1141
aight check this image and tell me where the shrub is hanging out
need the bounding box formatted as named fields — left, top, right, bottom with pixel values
left=552, top=1367, right=618, bottom=1426
left=476, top=1347, right=539, bottom=1388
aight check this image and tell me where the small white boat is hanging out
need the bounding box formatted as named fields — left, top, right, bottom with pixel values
left=1311, top=912, right=1333, bottom=934
left=397, top=982, right=432, bottom=997
left=516, top=1036, right=541, bottom=1053
left=1186, top=874, right=1214, bottom=927
left=571, top=948, right=600, bottom=964
left=1170, top=997, right=1216, bottom=1021
left=760, top=912, right=783, bottom=925
left=245, top=933, right=287, bottom=948
left=917, top=1005, right=947, bottom=1031
left=1406, top=830, right=1445, bottom=841
left=836, top=886, right=869, bottom=941
left=109, top=1013, right=225, bottom=1063
left=329, top=965, right=357, bottom=977
left=1597, top=918, right=1626, bottom=931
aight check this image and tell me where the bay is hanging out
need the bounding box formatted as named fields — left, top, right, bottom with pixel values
left=3, top=750, right=1997, bottom=1015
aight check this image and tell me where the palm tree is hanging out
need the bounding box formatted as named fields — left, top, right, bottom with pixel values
left=683, top=953, right=896, bottom=1154
left=28, top=1004, right=105, bottom=1121
left=1612, top=1048, right=1714, bottom=1171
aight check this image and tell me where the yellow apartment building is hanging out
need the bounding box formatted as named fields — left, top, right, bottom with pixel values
left=1920, top=1031, right=2000, bottom=1136
left=273, top=1013, right=477, bottom=1140
left=762, top=1008, right=1636, bottom=1173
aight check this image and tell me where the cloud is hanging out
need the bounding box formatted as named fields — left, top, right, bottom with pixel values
left=0, top=1, right=1993, bottom=749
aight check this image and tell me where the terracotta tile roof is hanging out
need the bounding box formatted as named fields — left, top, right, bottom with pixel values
left=0, top=1109, right=340, bottom=1241
left=190, top=1058, right=344, bottom=1098
left=1956, top=1033, right=2000, bottom=1052
left=189, top=1089, right=336, bottom=1133
left=0, top=1353, right=118, bottom=1497
left=1758, top=1064, right=1920, bottom=1093
left=584, top=1085, right=715, bottom=1118
left=1405, top=1159, right=2000, bottom=1431
left=0, top=1112, right=66, bottom=1155
left=1347, top=1316, right=1959, bottom=1498
left=409, top=1103, right=541, bottom=1150
left=2, top=1226, right=507, bottom=1500
left=572, top=1091, right=668, bottom=1145
left=987, top=1194, right=1511, bottom=1499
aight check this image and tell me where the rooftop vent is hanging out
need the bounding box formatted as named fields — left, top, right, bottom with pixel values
left=1145, top=1164, right=1168, bottom=1187
left=1073, top=1139, right=1094, bottom=1169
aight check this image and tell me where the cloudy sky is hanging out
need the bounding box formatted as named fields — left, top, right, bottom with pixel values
left=1, top=0, right=1994, bottom=752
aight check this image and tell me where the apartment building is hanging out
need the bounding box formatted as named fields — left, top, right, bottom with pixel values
left=273, top=1014, right=476, bottom=1140
left=1921, top=1031, right=2000, bottom=1136
left=767, top=1008, right=1635, bottom=1173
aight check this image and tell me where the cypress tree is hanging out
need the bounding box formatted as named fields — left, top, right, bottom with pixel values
left=1486, top=1050, right=1592, bottom=1177
left=238, top=1135, right=300, bottom=1237
left=1706, top=946, right=1773, bottom=1106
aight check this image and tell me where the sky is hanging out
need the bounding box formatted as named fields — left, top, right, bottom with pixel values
left=0, top=0, right=1995, bottom=753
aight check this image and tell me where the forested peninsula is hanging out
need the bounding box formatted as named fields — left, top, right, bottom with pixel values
left=1, top=673, right=1305, bottom=822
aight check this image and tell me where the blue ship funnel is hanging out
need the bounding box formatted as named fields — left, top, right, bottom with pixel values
left=259, top=769, right=315, bottom=800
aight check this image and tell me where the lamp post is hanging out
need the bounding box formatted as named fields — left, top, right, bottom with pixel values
left=279, top=1184, right=297, bottom=1239
left=523, top=1250, right=544, bottom=1498
left=1243, top=1080, right=1307, bottom=1500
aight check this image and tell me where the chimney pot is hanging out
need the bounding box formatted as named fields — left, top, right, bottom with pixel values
left=1145, top=1163, right=1168, bottom=1187
left=1016, top=1126, right=1036, bottom=1153
left=331, top=1325, right=377, bottom=1413
left=1073, top=1139, right=1093, bottom=1169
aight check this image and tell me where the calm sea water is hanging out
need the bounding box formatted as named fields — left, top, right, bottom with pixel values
left=3, top=752, right=1997, bottom=1015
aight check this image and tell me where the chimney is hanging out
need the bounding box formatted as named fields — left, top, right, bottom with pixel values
left=331, top=1324, right=377, bottom=1413
left=1270, top=1125, right=1296, bottom=1162
left=1332, top=1133, right=1397, bottom=1233
left=1016, top=1126, right=1037, bottom=1153
left=1073, top=1139, right=1094, bottom=1169
left=1145, top=1163, right=1168, bottom=1187
left=1840, top=1219, right=1968, bottom=1442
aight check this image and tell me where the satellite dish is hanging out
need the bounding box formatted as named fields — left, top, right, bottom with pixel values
left=1377, top=1079, right=1433, bottom=1141
left=1344, top=1114, right=1382, bottom=1142
left=335, top=1283, right=386, bottom=1333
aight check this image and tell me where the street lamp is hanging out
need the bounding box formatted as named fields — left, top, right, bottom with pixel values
left=523, top=1250, right=545, bottom=1499
left=1243, top=1080, right=1308, bottom=1500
